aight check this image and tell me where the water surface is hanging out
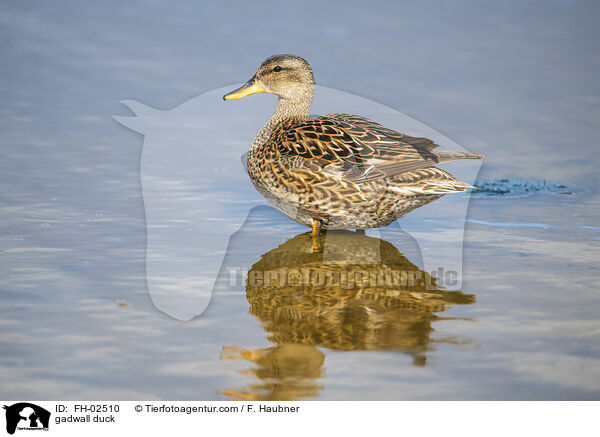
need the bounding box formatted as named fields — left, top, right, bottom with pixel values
left=1, top=0, right=599, bottom=400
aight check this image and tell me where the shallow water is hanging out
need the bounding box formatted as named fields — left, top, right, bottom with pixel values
left=1, top=1, right=599, bottom=400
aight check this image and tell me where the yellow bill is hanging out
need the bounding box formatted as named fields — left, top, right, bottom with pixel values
left=223, top=79, right=266, bottom=100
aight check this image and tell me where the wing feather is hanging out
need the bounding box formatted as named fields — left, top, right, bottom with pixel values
left=276, top=114, right=482, bottom=184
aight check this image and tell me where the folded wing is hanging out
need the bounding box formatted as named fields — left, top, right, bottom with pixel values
left=277, top=113, right=483, bottom=184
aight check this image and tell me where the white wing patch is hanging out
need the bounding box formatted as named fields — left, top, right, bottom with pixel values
left=388, top=180, right=474, bottom=195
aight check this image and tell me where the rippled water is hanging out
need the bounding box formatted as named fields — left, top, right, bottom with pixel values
left=1, top=1, right=599, bottom=400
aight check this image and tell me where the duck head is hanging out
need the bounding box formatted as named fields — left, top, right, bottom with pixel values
left=223, top=54, right=315, bottom=102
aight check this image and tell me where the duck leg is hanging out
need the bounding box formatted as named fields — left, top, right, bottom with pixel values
left=311, top=219, right=322, bottom=252
left=311, top=219, right=320, bottom=237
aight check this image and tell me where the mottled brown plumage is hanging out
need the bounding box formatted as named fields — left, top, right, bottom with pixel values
left=224, top=54, right=483, bottom=229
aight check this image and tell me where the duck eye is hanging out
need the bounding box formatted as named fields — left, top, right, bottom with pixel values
left=273, top=66, right=282, bottom=72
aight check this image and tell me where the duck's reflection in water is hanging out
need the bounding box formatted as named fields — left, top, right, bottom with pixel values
left=222, top=230, right=475, bottom=400
left=221, top=344, right=325, bottom=401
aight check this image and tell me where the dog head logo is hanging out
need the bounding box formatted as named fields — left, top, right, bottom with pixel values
left=114, top=85, right=482, bottom=321
left=3, top=403, right=50, bottom=434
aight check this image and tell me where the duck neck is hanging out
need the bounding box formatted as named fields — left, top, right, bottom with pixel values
left=250, top=89, right=313, bottom=150
left=272, top=95, right=312, bottom=123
